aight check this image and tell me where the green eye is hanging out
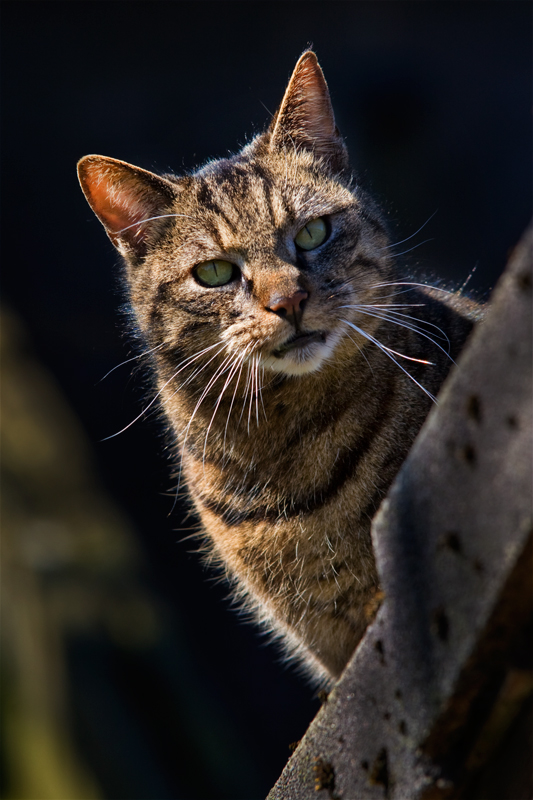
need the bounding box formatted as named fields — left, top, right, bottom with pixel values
left=294, top=217, right=328, bottom=251
left=193, top=259, right=235, bottom=287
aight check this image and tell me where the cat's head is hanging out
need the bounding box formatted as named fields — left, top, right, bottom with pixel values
left=78, top=51, right=392, bottom=378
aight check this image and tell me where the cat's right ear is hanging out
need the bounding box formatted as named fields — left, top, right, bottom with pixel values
left=77, top=155, right=176, bottom=261
left=269, top=51, right=348, bottom=172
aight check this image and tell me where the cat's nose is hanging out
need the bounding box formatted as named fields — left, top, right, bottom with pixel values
left=267, top=290, right=308, bottom=321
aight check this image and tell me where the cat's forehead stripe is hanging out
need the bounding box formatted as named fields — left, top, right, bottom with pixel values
left=194, top=158, right=294, bottom=231
left=195, top=180, right=238, bottom=233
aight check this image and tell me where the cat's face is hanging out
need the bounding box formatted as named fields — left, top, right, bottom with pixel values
left=138, top=149, right=390, bottom=377
left=78, top=52, right=392, bottom=382
left=187, top=153, right=354, bottom=377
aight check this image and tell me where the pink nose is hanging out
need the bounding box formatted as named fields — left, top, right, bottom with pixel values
left=267, top=290, right=308, bottom=317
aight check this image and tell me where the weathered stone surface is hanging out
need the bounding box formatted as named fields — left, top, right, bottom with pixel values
left=268, top=227, right=532, bottom=800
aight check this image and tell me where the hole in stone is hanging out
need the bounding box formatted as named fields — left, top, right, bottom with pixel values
left=517, top=271, right=531, bottom=291
left=369, top=747, right=389, bottom=791
left=399, top=720, right=407, bottom=735
left=313, top=758, right=335, bottom=792
left=395, top=689, right=402, bottom=699
left=433, top=608, right=449, bottom=642
left=443, top=531, right=462, bottom=553
left=466, top=394, right=482, bottom=423
left=474, top=559, right=484, bottom=574
left=361, top=760, right=369, bottom=771
left=375, top=639, right=385, bottom=664
left=383, top=712, right=390, bottom=721
left=463, top=444, right=476, bottom=465
left=507, top=415, right=518, bottom=429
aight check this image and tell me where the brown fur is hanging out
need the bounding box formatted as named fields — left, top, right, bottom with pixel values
left=78, top=52, right=481, bottom=684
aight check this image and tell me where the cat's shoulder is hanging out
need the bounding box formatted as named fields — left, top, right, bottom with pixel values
left=420, top=283, right=486, bottom=323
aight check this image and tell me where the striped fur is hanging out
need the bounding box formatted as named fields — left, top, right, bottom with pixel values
left=78, top=52, right=481, bottom=683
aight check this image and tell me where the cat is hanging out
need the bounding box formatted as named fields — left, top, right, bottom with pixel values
left=78, top=51, right=481, bottom=685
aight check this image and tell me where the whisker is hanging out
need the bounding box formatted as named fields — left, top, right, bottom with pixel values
left=384, top=238, right=434, bottom=258
left=376, top=346, right=432, bottom=365
left=203, top=347, right=251, bottom=465
left=247, top=355, right=257, bottom=433
left=370, top=307, right=451, bottom=352
left=370, top=281, right=455, bottom=296
left=345, top=302, right=451, bottom=343
left=258, top=363, right=267, bottom=423
left=101, top=340, right=225, bottom=440
left=353, top=303, right=426, bottom=308
left=379, top=210, right=438, bottom=251
left=339, top=305, right=452, bottom=361
left=164, top=341, right=229, bottom=404
left=459, top=262, right=478, bottom=293
left=340, top=319, right=437, bottom=403
left=240, top=358, right=254, bottom=426
left=254, top=356, right=261, bottom=427
left=379, top=308, right=452, bottom=347
left=171, top=342, right=257, bottom=499
left=179, top=352, right=237, bottom=476
left=345, top=332, right=374, bottom=374
left=364, top=287, right=433, bottom=302
left=224, top=347, right=251, bottom=452
left=117, top=212, right=197, bottom=234
left=97, top=342, right=165, bottom=384
left=191, top=355, right=235, bottom=427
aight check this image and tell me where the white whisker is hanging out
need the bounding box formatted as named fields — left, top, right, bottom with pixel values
left=224, top=347, right=251, bottom=452
left=345, top=301, right=452, bottom=343
left=101, top=340, right=225, bottom=440
left=353, top=303, right=426, bottom=308
left=459, top=262, right=478, bottom=293
left=379, top=308, right=451, bottom=347
left=258, top=363, right=267, bottom=422
left=247, top=355, right=257, bottom=433
left=117, top=212, right=197, bottom=233
left=385, top=238, right=434, bottom=258
left=345, top=333, right=374, bottom=374
left=240, top=359, right=254, bottom=426
left=339, top=305, right=452, bottom=362
left=340, top=319, right=437, bottom=403
left=203, top=347, right=252, bottom=465
left=370, top=281, right=455, bottom=296
left=97, top=342, right=165, bottom=383
left=379, top=210, right=438, bottom=251
left=178, top=352, right=236, bottom=480
left=254, top=356, right=261, bottom=427
left=164, top=342, right=228, bottom=406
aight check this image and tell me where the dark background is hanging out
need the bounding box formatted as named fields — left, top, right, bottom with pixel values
left=1, top=3, right=531, bottom=799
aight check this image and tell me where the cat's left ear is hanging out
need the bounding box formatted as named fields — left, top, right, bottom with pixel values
left=77, top=155, right=176, bottom=263
left=269, top=51, right=348, bottom=172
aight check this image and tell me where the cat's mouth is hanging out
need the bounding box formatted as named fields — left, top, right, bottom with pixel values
left=273, top=330, right=327, bottom=358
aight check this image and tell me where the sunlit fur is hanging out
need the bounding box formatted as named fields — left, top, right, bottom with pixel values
left=78, top=52, right=482, bottom=684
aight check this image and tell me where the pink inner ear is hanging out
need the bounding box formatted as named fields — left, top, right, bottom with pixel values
left=291, top=57, right=335, bottom=137
left=85, top=168, right=151, bottom=238
left=78, top=157, right=171, bottom=250
left=269, top=51, right=341, bottom=161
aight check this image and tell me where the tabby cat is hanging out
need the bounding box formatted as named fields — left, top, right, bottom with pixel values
left=78, top=52, right=480, bottom=684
